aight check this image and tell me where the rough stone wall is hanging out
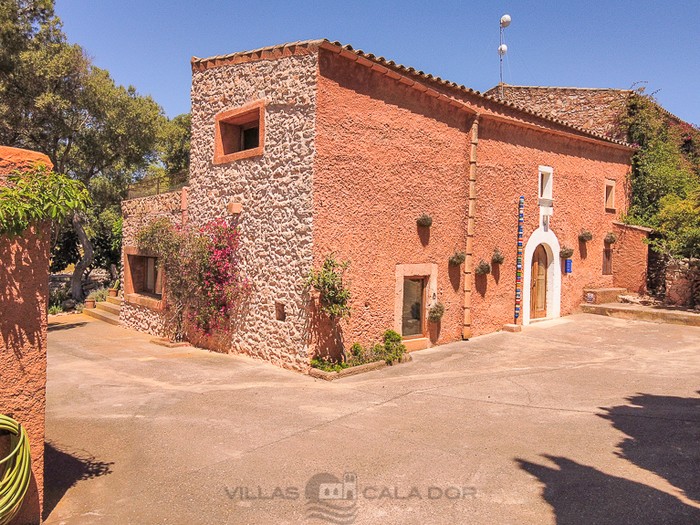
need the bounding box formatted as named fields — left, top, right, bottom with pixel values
left=187, top=54, right=318, bottom=371
left=612, top=222, right=651, bottom=294
left=473, top=119, right=632, bottom=335
left=121, top=190, right=183, bottom=247
left=664, top=259, right=700, bottom=308
left=313, top=49, right=469, bottom=352
left=120, top=190, right=183, bottom=335
left=0, top=146, right=52, bottom=524
left=484, top=86, right=631, bottom=141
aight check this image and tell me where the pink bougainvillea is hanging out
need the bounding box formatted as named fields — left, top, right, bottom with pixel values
left=137, top=216, right=250, bottom=341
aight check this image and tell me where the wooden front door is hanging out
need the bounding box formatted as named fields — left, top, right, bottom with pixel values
left=531, top=245, right=548, bottom=319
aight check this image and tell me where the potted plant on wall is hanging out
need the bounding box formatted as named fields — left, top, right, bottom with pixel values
left=604, top=232, right=617, bottom=244
left=449, top=251, right=466, bottom=266
left=560, top=246, right=574, bottom=259
left=578, top=230, right=593, bottom=243
left=428, top=302, right=445, bottom=323
left=416, top=214, right=433, bottom=228
left=491, top=248, right=505, bottom=265
left=475, top=260, right=491, bottom=275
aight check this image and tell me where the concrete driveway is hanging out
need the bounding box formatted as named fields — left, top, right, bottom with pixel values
left=44, top=314, right=700, bottom=524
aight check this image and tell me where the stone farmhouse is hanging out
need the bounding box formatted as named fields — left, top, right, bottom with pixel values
left=120, top=39, right=649, bottom=371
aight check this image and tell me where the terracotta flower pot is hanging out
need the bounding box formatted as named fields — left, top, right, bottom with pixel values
left=108, top=288, right=118, bottom=297
left=85, top=299, right=96, bottom=309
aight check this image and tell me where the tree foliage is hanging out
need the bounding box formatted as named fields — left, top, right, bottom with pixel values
left=0, top=1, right=174, bottom=298
left=0, top=164, right=89, bottom=236
left=621, top=89, right=700, bottom=258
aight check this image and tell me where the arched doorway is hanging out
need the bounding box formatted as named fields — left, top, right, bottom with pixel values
left=522, top=225, right=561, bottom=326
left=530, top=244, right=548, bottom=319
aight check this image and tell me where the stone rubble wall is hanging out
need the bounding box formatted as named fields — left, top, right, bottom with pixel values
left=120, top=190, right=183, bottom=335
left=187, top=54, right=318, bottom=371
left=486, top=86, right=631, bottom=141
left=664, top=258, right=700, bottom=308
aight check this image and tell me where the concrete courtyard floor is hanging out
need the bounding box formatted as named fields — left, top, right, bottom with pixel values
left=44, top=313, right=700, bottom=524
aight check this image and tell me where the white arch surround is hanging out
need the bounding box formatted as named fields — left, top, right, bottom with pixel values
left=522, top=226, right=562, bottom=326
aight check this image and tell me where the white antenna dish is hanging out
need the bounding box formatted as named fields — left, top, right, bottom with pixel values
left=498, top=14, right=512, bottom=98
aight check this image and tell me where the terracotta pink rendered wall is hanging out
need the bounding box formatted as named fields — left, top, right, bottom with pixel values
left=472, top=120, right=632, bottom=335
left=0, top=146, right=52, bottom=524
left=612, top=223, right=650, bottom=294
left=313, top=50, right=470, bottom=352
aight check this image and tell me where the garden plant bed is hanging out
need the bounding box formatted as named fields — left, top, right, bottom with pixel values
left=308, top=354, right=412, bottom=381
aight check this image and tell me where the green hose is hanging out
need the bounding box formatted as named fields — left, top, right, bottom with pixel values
left=0, top=414, right=31, bottom=525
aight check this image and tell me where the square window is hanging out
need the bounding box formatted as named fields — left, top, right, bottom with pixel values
left=214, top=101, right=265, bottom=164
left=605, top=180, right=616, bottom=211
left=538, top=166, right=554, bottom=204
left=126, top=254, right=163, bottom=298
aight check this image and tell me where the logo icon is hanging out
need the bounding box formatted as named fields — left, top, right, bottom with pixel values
left=305, top=472, right=358, bottom=524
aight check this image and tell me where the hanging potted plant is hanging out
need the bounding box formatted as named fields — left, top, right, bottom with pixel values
left=428, top=302, right=445, bottom=323
left=474, top=260, right=491, bottom=275
left=560, top=246, right=574, bottom=259
left=449, top=251, right=466, bottom=266
left=491, top=248, right=505, bottom=265
left=578, top=230, right=593, bottom=242
left=416, top=214, right=433, bottom=228
left=604, top=232, right=617, bottom=244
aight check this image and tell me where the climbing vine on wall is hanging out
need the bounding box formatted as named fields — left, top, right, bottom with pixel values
left=620, top=89, right=700, bottom=258
left=136, top=217, right=250, bottom=341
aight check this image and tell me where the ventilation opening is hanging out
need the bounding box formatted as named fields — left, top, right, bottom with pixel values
left=275, top=302, right=286, bottom=321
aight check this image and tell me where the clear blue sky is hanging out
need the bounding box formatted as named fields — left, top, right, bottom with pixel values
left=55, top=1, right=699, bottom=125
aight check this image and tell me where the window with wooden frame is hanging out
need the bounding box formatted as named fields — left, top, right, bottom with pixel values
left=603, top=248, right=613, bottom=275
left=402, top=277, right=427, bottom=338
left=605, top=179, right=616, bottom=212
left=214, top=101, right=265, bottom=164
left=127, top=254, right=163, bottom=298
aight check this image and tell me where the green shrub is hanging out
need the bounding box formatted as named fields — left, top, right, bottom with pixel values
left=491, top=248, right=505, bottom=265
left=344, top=330, right=407, bottom=367
left=650, top=192, right=700, bottom=258
left=87, top=288, right=108, bottom=302
left=428, top=302, right=445, bottom=323
left=48, top=305, right=63, bottom=315
left=49, top=287, right=69, bottom=308
left=474, top=260, right=491, bottom=275
left=310, top=357, right=349, bottom=372
left=307, top=254, right=351, bottom=319
left=416, top=214, right=433, bottom=228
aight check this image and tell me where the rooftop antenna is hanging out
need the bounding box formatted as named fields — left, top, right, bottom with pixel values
left=498, top=14, right=511, bottom=99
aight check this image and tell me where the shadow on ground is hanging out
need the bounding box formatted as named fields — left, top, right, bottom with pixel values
left=600, top=391, right=700, bottom=504
left=43, top=442, right=114, bottom=519
left=517, top=391, right=700, bottom=524
left=517, top=455, right=700, bottom=524
left=48, top=321, right=88, bottom=332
